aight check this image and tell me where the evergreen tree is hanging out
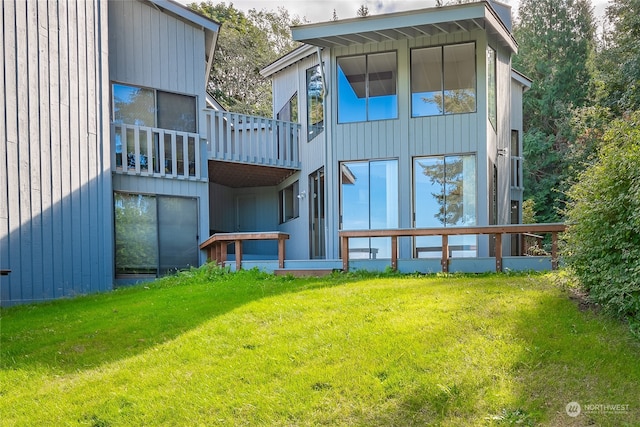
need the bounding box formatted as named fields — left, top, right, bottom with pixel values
left=597, top=0, right=640, bottom=114
left=513, top=0, right=596, bottom=222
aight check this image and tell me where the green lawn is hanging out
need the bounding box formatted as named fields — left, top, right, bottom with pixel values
left=1, top=267, right=639, bottom=426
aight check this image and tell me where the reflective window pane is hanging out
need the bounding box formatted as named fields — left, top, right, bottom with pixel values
left=487, top=46, right=497, bottom=128
left=411, top=47, right=443, bottom=116
left=337, top=56, right=367, bottom=123
left=112, top=84, right=155, bottom=126
left=414, top=155, right=477, bottom=258
left=368, top=52, right=398, bottom=120
left=307, top=65, right=324, bottom=141
left=158, top=196, right=199, bottom=274
left=114, top=193, right=158, bottom=275
left=444, top=43, right=476, bottom=114
left=157, top=91, right=197, bottom=133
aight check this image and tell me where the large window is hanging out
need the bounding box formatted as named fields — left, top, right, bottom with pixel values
left=411, top=43, right=476, bottom=117
left=112, top=83, right=196, bottom=132
left=413, top=155, right=477, bottom=257
left=279, top=181, right=299, bottom=223
left=340, top=159, right=398, bottom=259
left=306, top=65, right=324, bottom=141
left=338, top=52, right=398, bottom=123
left=114, top=193, right=199, bottom=276
left=487, top=46, right=497, bottom=130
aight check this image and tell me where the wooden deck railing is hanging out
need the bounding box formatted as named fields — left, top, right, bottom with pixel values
left=204, top=110, right=301, bottom=168
left=199, top=232, right=289, bottom=271
left=111, top=123, right=202, bottom=180
left=339, top=224, right=567, bottom=273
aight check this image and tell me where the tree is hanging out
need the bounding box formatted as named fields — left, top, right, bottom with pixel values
left=563, top=112, right=640, bottom=337
left=356, top=5, right=369, bottom=17
left=188, top=2, right=301, bottom=116
left=596, top=0, right=640, bottom=115
left=513, top=0, right=597, bottom=222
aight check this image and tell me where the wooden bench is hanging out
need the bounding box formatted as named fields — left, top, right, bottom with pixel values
left=199, top=232, right=289, bottom=271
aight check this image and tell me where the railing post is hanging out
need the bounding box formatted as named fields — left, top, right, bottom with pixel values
left=495, top=233, right=503, bottom=272
left=391, top=236, right=398, bottom=271
left=441, top=235, right=449, bottom=273
left=278, top=236, right=286, bottom=269
left=235, top=240, right=242, bottom=271
left=341, top=236, right=349, bottom=272
left=551, top=232, right=558, bottom=270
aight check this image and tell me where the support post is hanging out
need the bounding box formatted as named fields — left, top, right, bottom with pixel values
left=551, top=232, right=558, bottom=270
left=341, top=236, right=349, bottom=272
left=278, top=236, right=286, bottom=269
left=441, top=235, right=449, bottom=273
left=391, top=236, right=398, bottom=271
left=495, top=233, right=503, bottom=272
left=235, top=240, right=242, bottom=271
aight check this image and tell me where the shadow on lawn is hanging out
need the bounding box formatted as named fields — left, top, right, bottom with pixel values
left=0, top=265, right=348, bottom=375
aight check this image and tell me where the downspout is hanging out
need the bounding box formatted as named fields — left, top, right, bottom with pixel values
left=317, top=46, right=331, bottom=258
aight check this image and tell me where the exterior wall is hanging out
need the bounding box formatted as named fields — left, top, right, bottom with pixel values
left=510, top=77, right=525, bottom=213
left=108, top=0, right=210, bottom=265
left=272, top=29, right=517, bottom=260
left=1, top=0, right=113, bottom=305
left=272, top=51, right=329, bottom=259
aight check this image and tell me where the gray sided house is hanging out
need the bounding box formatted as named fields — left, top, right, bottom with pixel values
left=1, top=0, right=534, bottom=306
left=260, top=1, right=531, bottom=269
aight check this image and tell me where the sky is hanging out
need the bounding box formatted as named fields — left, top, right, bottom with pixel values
left=182, top=0, right=610, bottom=25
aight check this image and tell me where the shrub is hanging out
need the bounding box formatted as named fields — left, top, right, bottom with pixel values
left=563, top=112, right=640, bottom=335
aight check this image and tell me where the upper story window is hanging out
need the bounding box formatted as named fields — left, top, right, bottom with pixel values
left=306, top=65, right=324, bottom=141
left=411, top=43, right=476, bottom=117
left=277, top=93, right=298, bottom=123
left=337, top=52, right=398, bottom=123
left=487, top=46, right=497, bottom=130
left=112, top=83, right=197, bottom=133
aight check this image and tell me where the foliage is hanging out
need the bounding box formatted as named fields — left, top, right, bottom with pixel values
left=563, top=112, right=640, bottom=335
left=596, top=0, right=640, bottom=115
left=521, top=199, right=536, bottom=224
left=356, top=4, right=369, bottom=17
left=513, top=0, right=596, bottom=222
left=2, top=271, right=639, bottom=425
left=188, top=2, right=301, bottom=116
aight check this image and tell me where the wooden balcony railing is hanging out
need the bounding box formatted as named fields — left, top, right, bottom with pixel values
left=339, top=224, right=567, bottom=273
left=200, top=232, right=290, bottom=271
left=111, top=123, right=202, bottom=180
left=204, top=110, right=301, bottom=168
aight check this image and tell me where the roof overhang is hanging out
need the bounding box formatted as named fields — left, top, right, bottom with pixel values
left=511, top=69, right=533, bottom=91
left=261, top=44, right=318, bottom=78
left=291, top=1, right=516, bottom=53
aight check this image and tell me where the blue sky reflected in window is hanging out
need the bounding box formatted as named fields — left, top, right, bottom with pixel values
left=338, top=52, right=397, bottom=123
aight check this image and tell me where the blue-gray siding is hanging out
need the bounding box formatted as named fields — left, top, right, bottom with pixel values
left=1, top=0, right=113, bottom=305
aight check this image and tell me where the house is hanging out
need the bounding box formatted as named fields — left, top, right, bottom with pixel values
left=258, top=1, right=534, bottom=270
left=1, top=0, right=544, bottom=306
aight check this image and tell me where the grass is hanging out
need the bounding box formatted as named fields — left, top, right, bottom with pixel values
left=1, top=266, right=639, bottom=426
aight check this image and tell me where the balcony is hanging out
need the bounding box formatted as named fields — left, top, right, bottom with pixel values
left=204, top=110, right=301, bottom=188
left=111, top=123, right=203, bottom=180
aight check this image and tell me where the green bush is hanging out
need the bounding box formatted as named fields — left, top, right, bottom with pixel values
left=563, top=112, right=640, bottom=335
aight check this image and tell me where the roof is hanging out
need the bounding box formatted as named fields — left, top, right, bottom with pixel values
left=291, top=1, right=516, bottom=53
left=511, top=69, right=533, bottom=90
left=261, top=44, right=319, bottom=78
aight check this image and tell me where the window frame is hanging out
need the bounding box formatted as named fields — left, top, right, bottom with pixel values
left=306, top=65, right=324, bottom=142
left=111, top=81, right=198, bottom=133
left=337, top=51, right=399, bottom=124
left=410, top=42, right=477, bottom=118
left=279, top=180, right=300, bottom=224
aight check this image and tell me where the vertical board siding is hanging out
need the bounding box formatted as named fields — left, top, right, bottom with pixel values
left=108, top=0, right=205, bottom=97
left=1, top=0, right=112, bottom=306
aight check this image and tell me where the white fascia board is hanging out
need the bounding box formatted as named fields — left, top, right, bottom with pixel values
left=260, top=44, right=318, bottom=78
left=511, top=69, right=533, bottom=90
left=292, top=3, right=486, bottom=42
